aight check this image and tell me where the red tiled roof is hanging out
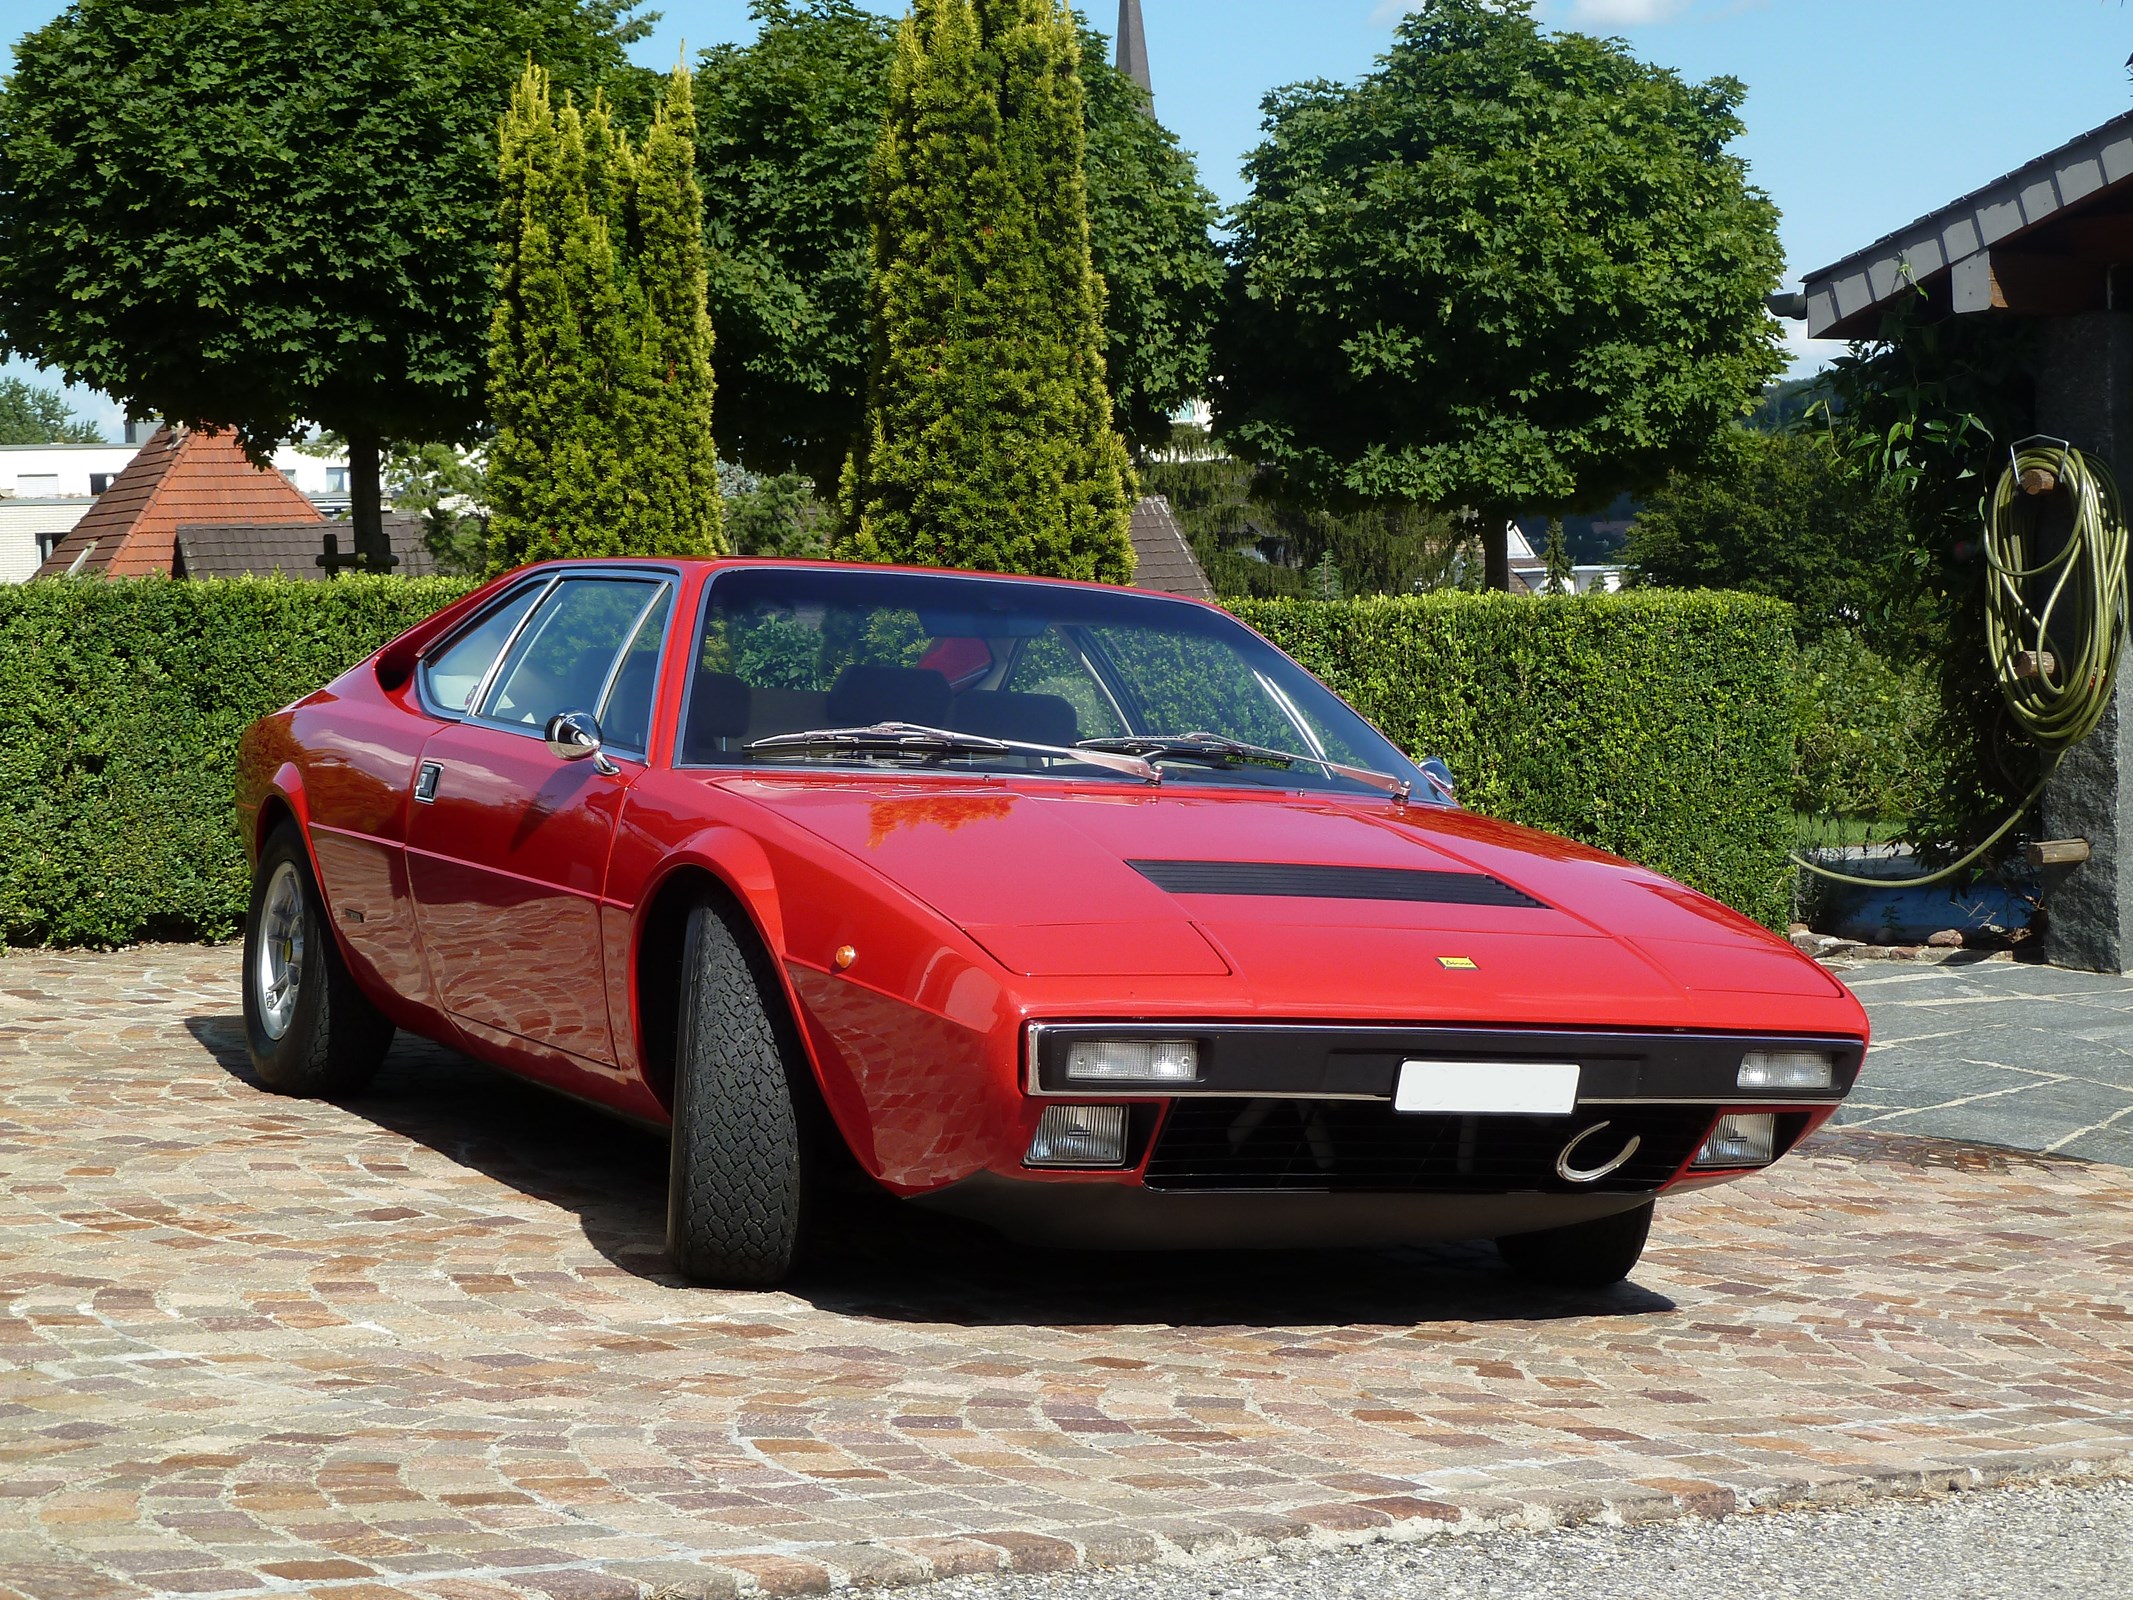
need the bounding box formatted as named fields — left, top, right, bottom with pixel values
left=35, top=425, right=322, bottom=578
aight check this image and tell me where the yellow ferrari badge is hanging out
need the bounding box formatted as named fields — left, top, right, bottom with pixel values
left=1437, top=955, right=1478, bottom=970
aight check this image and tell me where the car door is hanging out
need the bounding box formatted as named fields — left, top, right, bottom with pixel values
left=406, top=571, right=674, bottom=1068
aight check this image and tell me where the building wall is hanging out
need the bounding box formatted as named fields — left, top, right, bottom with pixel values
left=0, top=444, right=140, bottom=500
left=0, top=499, right=93, bottom=582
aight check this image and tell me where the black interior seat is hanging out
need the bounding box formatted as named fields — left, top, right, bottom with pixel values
left=745, top=687, right=832, bottom=741
left=951, top=690, right=1081, bottom=748
left=680, top=669, right=752, bottom=763
left=825, top=665, right=953, bottom=729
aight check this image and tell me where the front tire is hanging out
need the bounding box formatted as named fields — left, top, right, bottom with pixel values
left=667, top=900, right=810, bottom=1286
left=1496, top=1201, right=1653, bottom=1288
left=241, top=822, right=393, bottom=1098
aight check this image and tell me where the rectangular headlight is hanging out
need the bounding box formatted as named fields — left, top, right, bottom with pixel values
left=1064, top=1038, right=1199, bottom=1084
left=1738, top=1049, right=1834, bottom=1091
left=1693, top=1113, right=1776, bottom=1168
left=1025, top=1104, right=1129, bottom=1168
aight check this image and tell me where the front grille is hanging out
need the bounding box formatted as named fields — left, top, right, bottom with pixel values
left=1127, top=860, right=1545, bottom=908
left=1142, top=1098, right=1713, bottom=1194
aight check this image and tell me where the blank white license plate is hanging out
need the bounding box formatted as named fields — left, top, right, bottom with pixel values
left=1393, top=1060, right=1580, bottom=1116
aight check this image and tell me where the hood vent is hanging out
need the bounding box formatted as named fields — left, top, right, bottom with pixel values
left=1129, top=859, right=1545, bottom=909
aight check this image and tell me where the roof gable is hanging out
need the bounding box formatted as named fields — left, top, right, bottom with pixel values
left=1126, top=495, right=1215, bottom=601
left=35, top=425, right=323, bottom=578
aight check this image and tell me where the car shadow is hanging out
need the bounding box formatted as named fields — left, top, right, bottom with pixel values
left=185, top=1015, right=1676, bottom=1330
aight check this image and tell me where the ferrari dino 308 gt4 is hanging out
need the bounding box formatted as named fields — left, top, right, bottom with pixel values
left=237, top=558, right=1867, bottom=1287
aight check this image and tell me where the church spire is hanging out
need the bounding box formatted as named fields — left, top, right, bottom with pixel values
left=1116, top=0, right=1151, bottom=100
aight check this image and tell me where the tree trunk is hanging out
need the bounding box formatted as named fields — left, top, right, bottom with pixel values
left=1481, top=510, right=1512, bottom=592
left=347, top=431, right=391, bottom=572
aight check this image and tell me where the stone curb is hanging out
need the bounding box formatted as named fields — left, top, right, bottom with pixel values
left=617, top=1448, right=2133, bottom=1597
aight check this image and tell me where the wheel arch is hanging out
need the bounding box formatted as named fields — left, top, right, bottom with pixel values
left=630, top=839, right=802, bottom=1118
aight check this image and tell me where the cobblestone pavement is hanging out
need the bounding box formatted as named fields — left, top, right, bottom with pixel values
left=1834, top=959, right=2133, bottom=1164
left=5, top=945, right=2133, bottom=1600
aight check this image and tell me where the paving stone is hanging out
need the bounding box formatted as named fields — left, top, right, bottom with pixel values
left=4, top=945, right=2133, bottom=1600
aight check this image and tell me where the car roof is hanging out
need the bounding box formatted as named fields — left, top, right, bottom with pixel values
left=499, top=555, right=1232, bottom=616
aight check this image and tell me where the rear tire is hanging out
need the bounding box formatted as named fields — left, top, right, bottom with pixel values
left=241, top=822, right=394, bottom=1098
left=1496, top=1201, right=1653, bottom=1288
left=667, top=899, right=810, bottom=1286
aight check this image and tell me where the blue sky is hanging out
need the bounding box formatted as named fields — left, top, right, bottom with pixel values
left=6, top=0, right=2133, bottom=433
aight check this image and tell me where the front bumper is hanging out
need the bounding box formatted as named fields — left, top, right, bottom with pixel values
left=933, top=1023, right=1864, bottom=1247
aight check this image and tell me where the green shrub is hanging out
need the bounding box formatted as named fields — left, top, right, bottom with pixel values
left=0, top=576, right=475, bottom=946
left=1790, top=629, right=1948, bottom=826
left=1237, top=590, right=1798, bottom=928
left=2, top=578, right=1794, bottom=945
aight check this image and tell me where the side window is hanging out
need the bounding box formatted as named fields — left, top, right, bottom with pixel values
left=422, top=583, right=546, bottom=714
left=597, top=587, right=674, bottom=754
left=480, top=578, right=661, bottom=731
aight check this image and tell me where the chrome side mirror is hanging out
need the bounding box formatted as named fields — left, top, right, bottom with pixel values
left=545, top=710, right=619, bottom=776
left=1419, top=756, right=1457, bottom=803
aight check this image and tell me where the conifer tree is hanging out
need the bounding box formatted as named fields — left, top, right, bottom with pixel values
left=489, top=64, right=722, bottom=570
left=837, top=0, right=1135, bottom=583
left=625, top=65, right=724, bottom=558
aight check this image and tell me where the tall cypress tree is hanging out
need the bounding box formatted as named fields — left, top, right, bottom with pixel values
left=837, top=0, right=1135, bottom=582
left=626, top=65, right=724, bottom=559
left=489, top=64, right=722, bottom=570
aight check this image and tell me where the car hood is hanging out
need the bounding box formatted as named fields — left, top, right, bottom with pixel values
left=752, top=778, right=1859, bottom=1033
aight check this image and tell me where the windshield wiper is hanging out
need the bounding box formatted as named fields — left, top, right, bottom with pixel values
left=747, top=723, right=1161, bottom=783
left=1078, top=732, right=1413, bottom=801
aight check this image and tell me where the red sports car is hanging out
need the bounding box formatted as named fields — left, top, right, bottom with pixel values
left=236, top=558, right=1867, bottom=1289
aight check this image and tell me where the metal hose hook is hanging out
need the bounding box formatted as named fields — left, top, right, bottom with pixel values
left=1793, top=438, right=2130, bottom=889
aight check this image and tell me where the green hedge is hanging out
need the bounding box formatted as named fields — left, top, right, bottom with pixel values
left=0, top=577, right=475, bottom=945
left=1, top=578, right=1794, bottom=946
left=1236, top=592, right=1797, bottom=928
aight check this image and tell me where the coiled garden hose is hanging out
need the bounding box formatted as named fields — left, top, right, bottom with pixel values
left=1793, top=438, right=2130, bottom=889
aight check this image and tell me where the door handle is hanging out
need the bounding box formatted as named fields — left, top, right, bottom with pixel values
left=415, top=762, right=442, bottom=804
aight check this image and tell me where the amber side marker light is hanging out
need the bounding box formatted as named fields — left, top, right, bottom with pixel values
left=1692, top=1114, right=1776, bottom=1169
left=1025, top=1105, right=1129, bottom=1168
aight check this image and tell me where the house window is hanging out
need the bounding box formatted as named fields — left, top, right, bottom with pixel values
left=15, top=474, right=59, bottom=495
left=36, top=530, right=64, bottom=562
left=88, top=473, right=113, bottom=496
left=326, top=466, right=349, bottom=494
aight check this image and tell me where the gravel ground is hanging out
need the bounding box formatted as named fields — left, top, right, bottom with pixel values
left=925, top=1477, right=2133, bottom=1600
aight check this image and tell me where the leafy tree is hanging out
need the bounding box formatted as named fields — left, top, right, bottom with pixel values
left=694, top=0, right=1220, bottom=482
left=722, top=465, right=832, bottom=558
left=0, top=376, right=101, bottom=445
left=837, top=0, right=1135, bottom=582
left=488, top=65, right=723, bottom=570
left=1625, top=429, right=1913, bottom=640
left=387, top=442, right=491, bottom=576
left=1076, top=22, right=1224, bottom=448
left=1140, top=426, right=1467, bottom=598
left=0, top=0, right=649, bottom=570
left=1215, top=0, right=1785, bottom=589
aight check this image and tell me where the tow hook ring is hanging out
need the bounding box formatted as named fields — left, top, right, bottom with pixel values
left=1555, top=1121, right=1642, bottom=1184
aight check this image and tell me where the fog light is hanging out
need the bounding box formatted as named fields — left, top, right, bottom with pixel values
left=1025, top=1105, right=1129, bottom=1168
left=1064, top=1038, right=1199, bottom=1084
left=1738, top=1049, right=1834, bottom=1091
left=1693, top=1113, right=1777, bottom=1168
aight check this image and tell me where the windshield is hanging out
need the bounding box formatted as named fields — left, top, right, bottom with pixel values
left=677, top=565, right=1433, bottom=799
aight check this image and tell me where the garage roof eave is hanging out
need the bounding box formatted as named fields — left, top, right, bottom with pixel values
left=1801, top=108, right=2133, bottom=342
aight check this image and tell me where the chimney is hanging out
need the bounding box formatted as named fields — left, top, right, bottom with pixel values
left=1116, top=0, right=1151, bottom=99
